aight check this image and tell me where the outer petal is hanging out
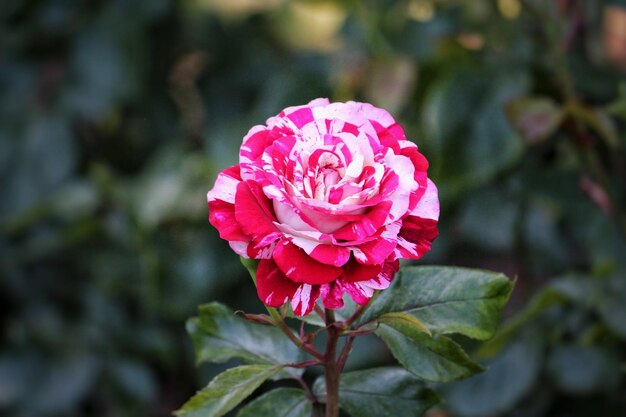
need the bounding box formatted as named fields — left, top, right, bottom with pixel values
left=351, top=221, right=401, bottom=265
left=247, top=241, right=275, bottom=260
left=341, top=281, right=375, bottom=305
left=361, top=102, right=397, bottom=128
left=384, top=151, right=417, bottom=222
left=339, top=260, right=399, bottom=305
left=240, top=126, right=274, bottom=167
left=410, top=178, right=439, bottom=220
left=396, top=216, right=439, bottom=259
left=234, top=180, right=281, bottom=248
left=291, top=284, right=320, bottom=316
left=207, top=166, right=249, bottom=242
left=207, top=165, right=241, bottom=204
left=340, top=259, right=382, bottom=283
left=228, top=241, right=250, bottom=257
left=272, top=239, right=343, bottom=284
left=208, top=199, right=248, bottom=242
left=320, top=282, right=344, bottom=309
left=359, top=260, right=399, bottom=290
left=256, top=259, right=298, bottom=307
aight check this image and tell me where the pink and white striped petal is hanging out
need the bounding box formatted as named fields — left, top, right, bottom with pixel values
left=291, top=284, right=320, bottom=316
left=410, top=178, right=440, bottom=221
left=256, top=259, right=298, bottom=308
left=320, top=282, right=344, bottom=309
left=341, top=281, right=375, bottom=305
left=234, top=180, right=281, bottom=246
left=272, top=239, right=343, bottom=284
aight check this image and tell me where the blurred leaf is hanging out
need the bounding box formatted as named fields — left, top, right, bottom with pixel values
left=444, top=332, right=544, bottom=417
left=576, top=210, right=626, bottom=271
left=192, top=0, right=285, bottom=19
left=66, top=27, right=129, bottom=119
left=547, top=345, right=620, bottom=394
left=400, top=16, right=456, bottom=61
left=360, top=266, right=513, bottom=341
left=564, top=101, right=620, bottom=148
left=550, top=274, right=626, bottom=339
left=314, top=367, right=439, bottom=417
left=174, top=364, right=282, bottom=417
left=456, top=186, right=520, bottom=252
left=0, top=64, right=38, bottom=124
left=606, top=82, right=626, bottom=120
left=236, top=388, right=311, bottom=417
left=130, top=147, right=210, bottom=229
left=110, top=358, right=157, bottom=404
left=523, top=202, right=570, bottom=274
left=271, top=0, right=347, bottom=52
left=364, top=57, right=417, bottom=115
left=549, top=275, right=598, bottom=308
left=1, top=112, right=75, bottom=223
left=188, top=303, right=306, bottom=373
left=376, top=321, right=484, bottom=382
left=423, top=68, right=526, bottom=195
left=49, top=181, right=100, bottom=221
left=29, top=354, right=100, bottom=414
left=478, top=287, right=565, bottom=357
left=0, top=353, right=40, bottom=408
left=505, top=97, right=564, bottom=144
left=596, top=274, right=626, bottom=339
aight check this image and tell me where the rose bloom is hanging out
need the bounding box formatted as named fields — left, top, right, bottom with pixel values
left=207, top=99, right=439, bottom=316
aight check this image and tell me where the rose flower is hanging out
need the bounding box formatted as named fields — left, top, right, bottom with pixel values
left=207, top=99, right=439, bottom=316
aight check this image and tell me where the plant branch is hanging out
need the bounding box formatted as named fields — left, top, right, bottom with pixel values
left=295, top=375, right=318, bottom=404
left=267, top=308, right=325, bottom=360
left=286, top=359, right=322, bottom=369
left=324, top=309, right=340, bottom=417
left=337, top=335, right=355, bottom=373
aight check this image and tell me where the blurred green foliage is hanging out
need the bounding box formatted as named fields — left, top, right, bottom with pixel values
left=1, top=0, right=625, bottom=416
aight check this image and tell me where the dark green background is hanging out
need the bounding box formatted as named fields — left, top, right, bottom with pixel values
left=1, top=0, right=625, bottom=416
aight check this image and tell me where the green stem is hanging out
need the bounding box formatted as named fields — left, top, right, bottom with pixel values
left=324, top=309, right=340, bottom=417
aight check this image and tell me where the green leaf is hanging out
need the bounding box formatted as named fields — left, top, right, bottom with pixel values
left=376, top=321, right=484, bottom=383
left=240, top=257, right=259, bottom=283
left=174, top=365, right=282, bottom=417
left=236, top=388, right=311, bottom=417
left=560, top=274, right=626, bottom=340
left=547, top=345, right=620, bottom=394
left=360, top=266, right=514, bottom=341
left=505, top=96, right=564, bottom=144
left=481, top=273, right=626, bottom=360
left=423, top=68, right=526, bottom=196
left=313, top=367, right=439, bottom=417
left=188, top=303, right=306, bottom=369
left=606, top=82, right=626, bottom=120
left=550, top=274, right=626, bottom=340
left=379, top=313, right=431, bottom=336
left=596, top=275, right=626, bottom=340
